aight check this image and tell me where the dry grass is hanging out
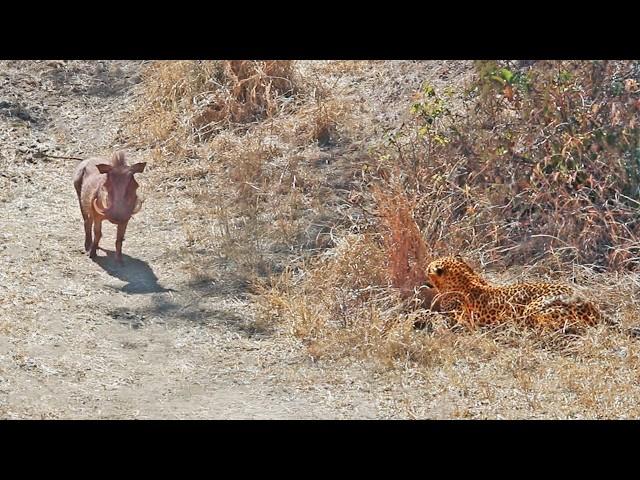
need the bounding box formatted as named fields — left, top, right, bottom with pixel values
left=128, top=60, right=640, bottom=418
left=373, top=184, right=429, bottom=298
left=256, top=237, right=640, bottom=417
left=128, top=61, right=298, bottom=150
left=404, top=60, right=640, bottom=270
left=126, top=60, right=364, bottom=286
left=251, top=61, right=640, bottom=418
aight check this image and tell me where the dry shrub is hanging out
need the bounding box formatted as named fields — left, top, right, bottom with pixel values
left=372, top=182, right=436, bottom=308
left=388, top=60, right=640, bottom=271
left=127, top=61, right=217, bottom=154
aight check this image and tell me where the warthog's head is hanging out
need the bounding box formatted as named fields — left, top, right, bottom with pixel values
left=94, top=160, right=146, bottom=225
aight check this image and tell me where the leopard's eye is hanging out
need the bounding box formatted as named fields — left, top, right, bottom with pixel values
left=434, top=266, right=444, bottom=276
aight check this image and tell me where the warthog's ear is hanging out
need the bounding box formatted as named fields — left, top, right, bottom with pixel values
left=96, top=164, right=113, bottom=174
left=130, top=162, right=147, bottom=174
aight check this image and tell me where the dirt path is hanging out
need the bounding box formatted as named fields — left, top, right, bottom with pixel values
left=0, top=60, right=475, bottom=419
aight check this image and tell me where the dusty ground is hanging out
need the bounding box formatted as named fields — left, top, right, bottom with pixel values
left=1, top=60, right=484, bottom=419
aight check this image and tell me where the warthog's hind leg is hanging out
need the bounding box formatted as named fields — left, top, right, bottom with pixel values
left=74, top=167, right=92, bottom=252
left=83, top=217, right=93, bottom=252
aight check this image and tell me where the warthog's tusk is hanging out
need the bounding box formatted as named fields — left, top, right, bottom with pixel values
left=132, top=197, right=144, bottom=215
left=93, top=197, right=106, bottom=216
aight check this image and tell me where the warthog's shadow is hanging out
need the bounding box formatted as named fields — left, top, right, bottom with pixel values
left=93, top=249, right=174, bottom=294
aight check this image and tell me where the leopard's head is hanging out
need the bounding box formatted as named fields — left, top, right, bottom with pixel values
left=426, top=255, right=484, bottom=293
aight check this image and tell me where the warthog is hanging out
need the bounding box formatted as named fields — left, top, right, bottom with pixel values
left=73, top=151, right=146, bottom=263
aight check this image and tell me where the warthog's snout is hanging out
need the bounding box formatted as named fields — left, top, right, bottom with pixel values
left=106, top=212, right=133, bottom=225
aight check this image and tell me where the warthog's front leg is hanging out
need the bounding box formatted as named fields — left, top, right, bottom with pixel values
left=116, top=221, right=128, bottom=264
left=89, top=218, right=102, bottom=258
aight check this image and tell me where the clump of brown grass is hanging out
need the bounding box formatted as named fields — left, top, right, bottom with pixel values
left=189, top=60, right=297, bottom=137
left=128, top=60, right=298, bottom=152
left=372, top=182, right=438, bottom=310
left=127, top=61, right=215, bottom=155
left=311, top=101, right=339, bottom=146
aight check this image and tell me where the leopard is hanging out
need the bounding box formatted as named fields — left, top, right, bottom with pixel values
left=425, top=255, right=604, bottom=331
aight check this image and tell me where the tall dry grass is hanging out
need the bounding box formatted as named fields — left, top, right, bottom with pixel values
left=126, top=60, right=359, bottom=285
left=129, top=61, right=640, bottom=417
left=128, top=60, right=299, bottom=153
left=255, top=61, right=640, bottom=382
